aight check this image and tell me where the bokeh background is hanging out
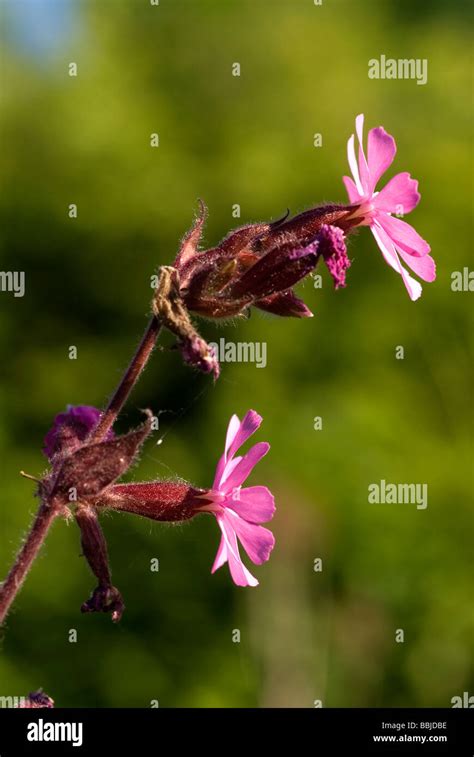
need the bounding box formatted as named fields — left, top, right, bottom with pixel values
left=0, top=0, right=472, bottom=708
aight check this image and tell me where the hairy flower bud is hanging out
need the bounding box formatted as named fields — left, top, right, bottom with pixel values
left=51, top=411, right=153, bottom=501
left=228, top=239, right=318, bottom=300
left=254, top=203, right=358, bottom=252
left=43, top=405, right=114, bottom=462
left=98, top=481, right=208, bottom=522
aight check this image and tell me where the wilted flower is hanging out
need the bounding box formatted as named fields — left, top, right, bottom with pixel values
left=149, top=199, right=361, bottom=377
left=317, top=224, right=352, bottom=289
left=173, top=200, right=357, bottom=321
left=343, top=113, right=435, bottom=300
left=176, top=204, right=318, bottom=319
left=152, top=265, right=220, bottom=379
left=18, top=690, right=54, bottom=709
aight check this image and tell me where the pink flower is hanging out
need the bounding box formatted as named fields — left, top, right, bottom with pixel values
left=343, top=114, right=435, bottom=301
left=198, top=410, right=275, bottom=587
left=94, top=408, right=276, bottom=588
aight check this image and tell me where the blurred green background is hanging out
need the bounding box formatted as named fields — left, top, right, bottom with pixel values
left=0, top=0, right=472, bottom=708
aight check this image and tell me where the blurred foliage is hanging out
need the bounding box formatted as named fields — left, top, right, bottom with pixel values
left=0, top=0, right=472, bottom=708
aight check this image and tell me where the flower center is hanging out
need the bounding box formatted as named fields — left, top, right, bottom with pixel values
left=194, top=486, right=242, bottom=515
left=345, top=200, right=375, bottom=228
left=194, top=489, right=225, bottom=515
left=230, top=486, right=242, bottom=502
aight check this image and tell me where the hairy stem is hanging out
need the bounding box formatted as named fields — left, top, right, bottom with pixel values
left=88, top=315, right=162, bottom=443
left=0, top=314, right=163, bottom=626
left=0, top=502, right=59, bottom=625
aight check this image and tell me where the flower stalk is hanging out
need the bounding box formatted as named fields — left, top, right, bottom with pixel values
left=0, top=114, right=433, bottom=625
left=0, top=500, right=60, bottom=625
left=76, top=504, right=124, bottom=622
left=87, top=315, right=163, bottom=443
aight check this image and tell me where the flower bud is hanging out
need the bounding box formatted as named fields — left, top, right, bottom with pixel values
left=253, top=203, right=358, bottom=252
left=100, top=481, right=208, bottom=522
left=51, top=412, right=153, bottom=501
left=43, top=405, right=114, bottom=462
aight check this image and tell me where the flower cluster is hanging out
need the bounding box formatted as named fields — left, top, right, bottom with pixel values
left=37, top=116, right=435, bottom=612
left=0, top=115, right=434, bottom=628
left=152, top=115, right=433, bottom=376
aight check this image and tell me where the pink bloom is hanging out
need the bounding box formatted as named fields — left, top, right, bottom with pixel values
left=343, top=114, right=435, bottom=300
left=96, top=408, right=275, bottom=588
left=199, top=410, right=275, bottom=587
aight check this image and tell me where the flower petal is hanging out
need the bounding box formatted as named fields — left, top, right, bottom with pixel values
left=226, top=485, right=275, bottom=524
left=398, top=249, right=436, bottom=282
left=214, top=411, right=262, bottom=489
left=226, top=510, right=275, bottom=566
left=377, top=214, right=430, bottom=257
left=347, top=133, right=364, bottom=195
left=211, top=535, right=228, bottom=573
left=355, top=113, right=370, bottom=194
left=367, top=126, right=396, bottom=193
left=372, top=172, right=420, bottom=215
left=227, top=410, right=263, bottom=460
left=371, top=222, right=422, bottom=301
left=213, top=413, right=241, bottom=488
left=224, top=414, right=242, bottom=455
left=343, top=175, right=362, bottom=203
left=218, top=515, right=259, bottom=586
left=221, top=441, right=270, bottom=491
